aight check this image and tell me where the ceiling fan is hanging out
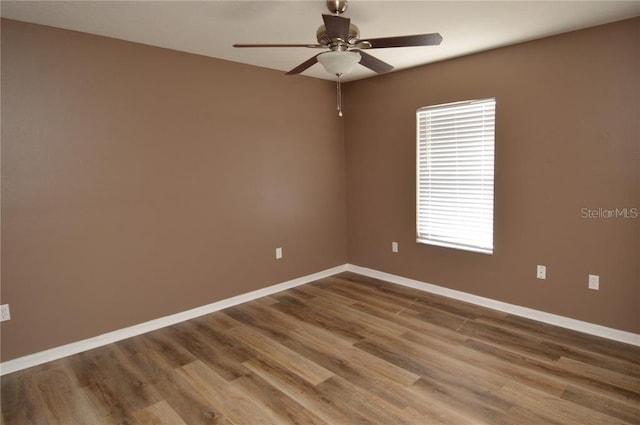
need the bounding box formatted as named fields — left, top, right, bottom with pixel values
left=233, top=0, right=443, bottom=116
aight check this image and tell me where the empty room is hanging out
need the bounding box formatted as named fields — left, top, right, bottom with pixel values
left=1, top=1, right=639, bottom=424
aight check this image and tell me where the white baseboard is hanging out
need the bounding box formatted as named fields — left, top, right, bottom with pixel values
left=346, top=264, right=640, bottom=347
left=3, top=261, right=637, bottom=376
left=0, top=264, right=348, bottom=376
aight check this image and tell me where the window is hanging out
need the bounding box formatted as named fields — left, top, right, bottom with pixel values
left=416, top=98, right=496, bottom=254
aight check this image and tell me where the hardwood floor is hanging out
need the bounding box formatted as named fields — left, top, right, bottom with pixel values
left=2, top=272, right=639, bottom=424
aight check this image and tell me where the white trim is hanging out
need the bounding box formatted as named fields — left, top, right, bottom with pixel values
left=0, top=264, right=348, bottom=376
left=346, top=264, right=640, bottom=347
left=3, top=261, right=638, bottom=376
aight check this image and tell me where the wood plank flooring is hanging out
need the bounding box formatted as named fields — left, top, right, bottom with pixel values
left=2, top=272, right=639, bottom=424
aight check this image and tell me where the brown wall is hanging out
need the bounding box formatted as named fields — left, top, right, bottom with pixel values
left=344, top=18, right=640, bottom=334
left=0, top=19, right=347, bottom=361
left=2, top=17, right=639, bottom=363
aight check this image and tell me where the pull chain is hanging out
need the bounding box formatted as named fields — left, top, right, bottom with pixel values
left=336, top=73, right=343, bottom=117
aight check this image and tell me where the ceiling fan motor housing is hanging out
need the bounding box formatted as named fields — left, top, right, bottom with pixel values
left=316, top=23, right=360, bottom=50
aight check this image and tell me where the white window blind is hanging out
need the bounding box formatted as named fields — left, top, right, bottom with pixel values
left=416, top=98, right=496, bottom=254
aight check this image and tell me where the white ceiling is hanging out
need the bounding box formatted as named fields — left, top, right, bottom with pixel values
left=2, top=1, right=639, bottom=82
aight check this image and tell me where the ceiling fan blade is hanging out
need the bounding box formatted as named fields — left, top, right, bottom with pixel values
left=354, top=50, right=394, bottom=74
left=322, top=14, right=351, bottom=40
left=285, top=54, right=321, bottom=75
left=363, top=33, right=443, bottom=49
left=233, top=43, right=324, bottom=48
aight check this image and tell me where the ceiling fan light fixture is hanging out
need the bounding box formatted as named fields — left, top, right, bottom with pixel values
left=317, top=51, right=361, bottom=76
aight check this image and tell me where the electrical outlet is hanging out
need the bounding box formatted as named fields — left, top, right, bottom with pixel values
left=275, top=247, right=283, bottom=260
left=536, top=265, right=546, bottom=280
left=588, top=274, right=599, bottom=290
left=392, top=241, right=399, bottom=253
left=0, top=304, right=11, bottom=322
